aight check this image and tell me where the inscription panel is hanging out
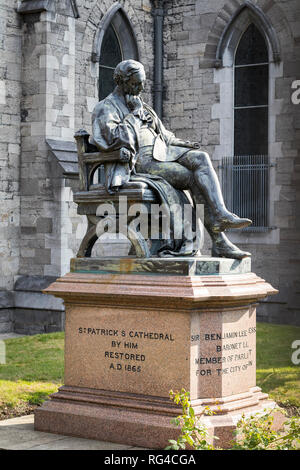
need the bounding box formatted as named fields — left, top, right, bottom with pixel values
left=190, top=307, right=257, bottom=399
left=65, top=306, right=190, bottom=397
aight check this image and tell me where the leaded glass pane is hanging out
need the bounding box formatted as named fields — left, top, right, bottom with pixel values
left=235, top=24, right=268, bottom=66
left=99, top=25, right=122, bottom=100
left=234, top=107, right=268, bottom=156
left=99, top=66, right=116, bottom=101
left=100, top=25, right=122, bottom=68
left=235, top=64, right=269, bottom=107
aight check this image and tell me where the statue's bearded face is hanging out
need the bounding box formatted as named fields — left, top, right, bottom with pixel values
left=121, top=69, right=146, bottom=96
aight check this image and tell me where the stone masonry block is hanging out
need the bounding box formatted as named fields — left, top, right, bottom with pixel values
left=36, top=217, right=53, bottom=233
left=34, top=248, right=52, bottom=265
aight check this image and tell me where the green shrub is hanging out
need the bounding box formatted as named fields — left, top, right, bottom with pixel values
left=166, top=389, right=300, bottom=451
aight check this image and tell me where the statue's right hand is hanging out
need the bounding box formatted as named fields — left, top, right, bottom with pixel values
left=119, top=148, right=131, bottom=163
left=125, top=94, right=143, bottom=114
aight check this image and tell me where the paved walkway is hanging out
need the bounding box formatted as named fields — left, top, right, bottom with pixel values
left=0, top=333, right=26, bottom=341
left=0, top=334, right=146, bottom=450
left=0, top=415, right=146, bottom=450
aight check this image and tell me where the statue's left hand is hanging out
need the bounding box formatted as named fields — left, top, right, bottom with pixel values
left=186, top=141, right=200, bottom=149
left=175, top=140, right=200, bottom=149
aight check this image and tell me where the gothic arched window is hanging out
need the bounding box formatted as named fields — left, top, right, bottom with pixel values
left=230, top=24, right=269, bottom=228
left=98, top=8, right=139, bottom=101
left=99, top=25, right=122, bottom=100
left=234, top=24, right=269, bottom=156
left=215, top=5, right=281, bottom=233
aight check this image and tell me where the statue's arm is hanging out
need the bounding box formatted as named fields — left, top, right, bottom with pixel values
left=154, top=111, right=200, bottom=149
left=169, top=137, right=200, bottom=149
left=92, top=101, right=142, bottom=156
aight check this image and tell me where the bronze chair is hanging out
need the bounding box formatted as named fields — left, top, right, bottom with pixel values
left=73, top=129, right=158, bottom=258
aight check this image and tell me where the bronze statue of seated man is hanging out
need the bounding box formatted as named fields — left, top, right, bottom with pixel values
left=91, top=59, right=251, bottom=259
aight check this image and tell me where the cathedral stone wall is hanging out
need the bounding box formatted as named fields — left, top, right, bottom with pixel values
left=0, top=0, right=299, bottom=331
left=0, top=0, right=22, bottom=292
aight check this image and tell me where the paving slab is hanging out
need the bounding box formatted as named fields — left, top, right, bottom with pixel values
left=0, top=333, right=27, bottom=341
left=0, top=415, right=146, bottom=450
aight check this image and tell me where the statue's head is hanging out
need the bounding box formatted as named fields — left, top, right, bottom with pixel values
left=113, top=60, right=146, bottom=96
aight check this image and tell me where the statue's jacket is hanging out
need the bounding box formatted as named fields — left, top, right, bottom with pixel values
left=91, top=87, right=189, bottom=166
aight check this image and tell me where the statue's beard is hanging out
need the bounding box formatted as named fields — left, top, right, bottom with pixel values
left=124, top=88, right=142, bottom=97
left=122, top=83, right=143, bottom=97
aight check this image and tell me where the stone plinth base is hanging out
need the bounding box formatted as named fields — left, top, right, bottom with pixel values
left=35, top=257, right=280, bottom=449
left=35, top=385, right=281, bottom=449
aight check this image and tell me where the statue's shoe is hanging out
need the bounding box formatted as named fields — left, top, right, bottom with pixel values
left=212, top=212, right=252, bottom=233
left=212, top=243, right=251, bottom=259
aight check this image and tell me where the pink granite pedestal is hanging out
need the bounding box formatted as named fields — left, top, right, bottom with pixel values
left=34, top=257, right=281, bottom=449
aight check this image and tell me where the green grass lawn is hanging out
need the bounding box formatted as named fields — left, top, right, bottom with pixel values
left=0, top=323, right=299, bottom=418
left=256, top=323, right=300, bottom=410
left=0, top=332, right=64, bottom=418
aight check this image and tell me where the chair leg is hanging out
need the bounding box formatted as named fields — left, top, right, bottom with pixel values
left=77, top=214, right=151, bottom=259
left=127, top=221, right=151, bottom=258
left=76, top=222, right=98, bottom=258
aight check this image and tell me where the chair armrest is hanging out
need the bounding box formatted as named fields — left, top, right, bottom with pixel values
left=82, top=147, right=131, bottom=164
left=74, top=129, right=132, bottom=191
left=74, top=129, right=90, bottom=154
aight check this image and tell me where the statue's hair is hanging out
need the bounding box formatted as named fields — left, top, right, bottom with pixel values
left=113, top=60, right=144, bottom=85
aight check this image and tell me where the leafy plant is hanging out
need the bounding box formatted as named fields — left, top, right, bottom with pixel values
left=165, top=389, right=216, bottom=450
left=166, top=389, right=300, bottom=451
left=233, top=410, right=300, bottom=450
